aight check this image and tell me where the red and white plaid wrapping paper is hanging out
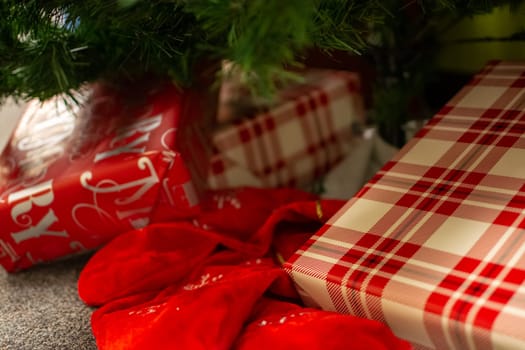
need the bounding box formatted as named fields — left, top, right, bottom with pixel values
left=284, top=61, right=525, bottom=349
left=0, top=83, right=213, bottom=272
left=208, top=70, right=365, bottom=189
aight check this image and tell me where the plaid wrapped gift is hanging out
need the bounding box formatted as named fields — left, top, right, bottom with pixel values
left=208, top=70, right=365, bottom=189
left=284, top=61, right=525, bottom=349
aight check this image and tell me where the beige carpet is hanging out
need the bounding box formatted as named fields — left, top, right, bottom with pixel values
left=0, top=255, right=97, bottom=350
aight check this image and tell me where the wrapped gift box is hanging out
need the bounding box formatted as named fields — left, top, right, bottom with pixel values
left=0, top=83, right=214, bottom=272
left=285, top=61, right=525, bottom=349
left=208, top=69, right=365, bottom=189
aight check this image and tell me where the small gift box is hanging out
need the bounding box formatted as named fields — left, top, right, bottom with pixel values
left=0, top=82, right=215, bottom=272
left=208, top=69, right=365, bottom=189
left=285, top=61, right=525, bottom=349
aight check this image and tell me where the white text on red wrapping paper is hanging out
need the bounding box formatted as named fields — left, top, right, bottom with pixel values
left=94, top=115, right=162, bottom=162
left=16, top=102, right=77, bottom=178
left=7, top=180, right=69, bottom=244
left=75, top=115, right=163, bottom=229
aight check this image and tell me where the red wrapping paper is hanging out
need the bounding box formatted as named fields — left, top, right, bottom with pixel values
left=285, top=61, right=525, bottom=349
left=77, top=187, right=411, bottom=350
left=0, top=82, right=214, bottom=272
left=208, top=69, right=365, bottom=189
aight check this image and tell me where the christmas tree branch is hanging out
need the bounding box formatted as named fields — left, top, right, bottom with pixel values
left=0, top=0, right=523, bottom=103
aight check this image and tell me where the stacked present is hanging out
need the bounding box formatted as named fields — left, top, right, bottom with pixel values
left=0, top=83, right=215, bottom=271
left=285, top=60, right=525, bottom=349
left=208, top=69, right=365, bottom=189
left=0, top=69, right=366, bottom=272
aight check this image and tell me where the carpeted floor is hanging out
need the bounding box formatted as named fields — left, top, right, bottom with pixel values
left=0, top=255, right=97, bottom=350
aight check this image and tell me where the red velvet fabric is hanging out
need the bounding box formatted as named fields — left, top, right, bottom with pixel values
left=78, top=187, right=411, bottom=350
left=235, top=298, right=410, bottom=350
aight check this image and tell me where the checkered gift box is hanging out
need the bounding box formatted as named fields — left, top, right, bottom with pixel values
left=208, top=70, right=365, bottom=189
left=284, top=61, right=525, bottom=349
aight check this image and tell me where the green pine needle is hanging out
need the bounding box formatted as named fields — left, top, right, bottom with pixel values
left=0, top=0, right=523, bottom=103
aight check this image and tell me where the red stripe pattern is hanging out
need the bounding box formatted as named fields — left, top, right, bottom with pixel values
left=208, top=70, right=365, bottom=189
left=285, top=61, right=525, bottom=349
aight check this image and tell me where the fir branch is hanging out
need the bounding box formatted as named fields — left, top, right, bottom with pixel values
left=1, top=0, right=388, bottom=101
left=0, top=0, right=524, bottom=104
